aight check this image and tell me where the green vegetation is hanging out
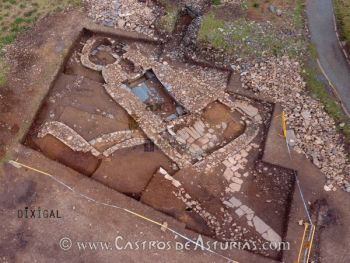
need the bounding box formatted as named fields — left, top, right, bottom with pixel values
left=157, top=0, right=181, bottom=33
left=240, top=0, right=248, bottom=10
left=293, top=0, right=303, bottom=28
left=0, top=0, right=81, bottom=49
left=308, top=42, right=318, bottom=59
left=159, top=6, right=179, bottom=33
left=0, top=0, right=82, bottom=87
left=334, top=0, right=350, bottom=45
left=303, top=56, right=350, bottom=142
left=198, top=12, right=305, bottom=58
left=197, top=12, right=226, bottom=49
left=0, top=61, right=8, bottom=86
left=212, top=0, right=221, bottom=5
left=24, top=9, right=37, bottom=17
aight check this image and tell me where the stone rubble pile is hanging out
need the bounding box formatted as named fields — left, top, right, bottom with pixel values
left=84, top=0, right=158, bottom=36
left=220, top=0, right=242, bottom=4
left=181, top=0, right=206, bottom=14
left=239, top=56, right=350, bottom=191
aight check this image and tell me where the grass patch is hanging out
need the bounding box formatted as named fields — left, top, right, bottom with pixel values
left=0, top=0, right=82, bottom=46
left=308, top=42, right=318, bottom=59
left=198, top=12, right=226, bottom=49
left=0, top=0, right=82, bottom=83
left=304, top=66, right=341, bottom=118
left=3, top=0, right=17, bottom=4
left=24, top=9, right=37, bottom=17
left=0, top=61, right=8, bottom=86
left=159, top=5, right=179, bottom=33
left=198, top=12, right=305, bottom=58
left=212, top=0, right=221, bottom=5
left=293, top=0, right=303, bottom=28
left=0, top=32, right=16, bottom=47
left=334, top=0, right=350, bottom=45
left=303, top=44, right=350, bottom=142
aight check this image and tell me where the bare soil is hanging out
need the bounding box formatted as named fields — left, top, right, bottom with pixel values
left=23, top=30, right=176, bottom=200
left=213, top=3, right=245, bottom=21
left=29, top=134, right=100, bottom=176
left=93, top=144, right=176, bottom=197
left=201, top=101, right=245, bottom=141
left=0, top=8, right=321, bottom=263
left=141, top=98, right=294, bottom=260
left=0, top=10, right=286, bottom=263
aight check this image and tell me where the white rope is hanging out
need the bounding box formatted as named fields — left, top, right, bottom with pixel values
left=8, top=160, right=236, bottom=263
left=285, top=137, right=315, bottom=263
left=285, top=139, right=313, bottom=224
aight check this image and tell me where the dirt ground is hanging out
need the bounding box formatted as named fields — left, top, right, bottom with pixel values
left=140, top=97, right=294, bottom=260
left=0, top=10, right=284, bottom=263
left=0, top=4, right=349, bottom=263
left=201, top=101, right=245, bottom=141
left=22, top=29, right=177, bottom=198
left=211, top=0, right=299, bottom=24
left=263, top=104, right=350, bottom=263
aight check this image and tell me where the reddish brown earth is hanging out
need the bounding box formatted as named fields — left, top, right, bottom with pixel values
left=0, top=13, right=292, bottom=261
left=140, top=97, right=295, bottom=259
left=23, top=30, right=177, bottom=199
left=0, top=6, right=349, bottom=263
left=92, top=145, right=176, bottom=196
left=29, top=134, right=100, bottom=176
left=201, top=101, right=245, bottom=140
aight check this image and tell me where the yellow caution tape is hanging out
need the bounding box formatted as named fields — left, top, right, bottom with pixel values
left=282, top=111, right=287, bottom=138
left=296, top=223, right=316, bottom=263
left=8, top=160, right=236, bottom=262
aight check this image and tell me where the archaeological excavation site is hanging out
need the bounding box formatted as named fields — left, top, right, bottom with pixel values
left=21, top=27, right=296, bottom=260
left=2, top=1, right=349, bottom=262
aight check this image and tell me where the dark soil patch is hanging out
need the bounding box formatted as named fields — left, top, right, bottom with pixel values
left=92, top=145, right=176, bottom=195
left=202, top=101, right=245, bottom=141
left=213, top=3, right=245, bottom=21
left=27, top=134, right=100, bottom=176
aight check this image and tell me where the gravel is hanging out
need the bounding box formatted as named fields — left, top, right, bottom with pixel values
left=240, top=56, right=350, bottom=190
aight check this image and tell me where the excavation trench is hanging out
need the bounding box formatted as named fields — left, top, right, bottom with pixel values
left=22, top=27, right=295, bottom=259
